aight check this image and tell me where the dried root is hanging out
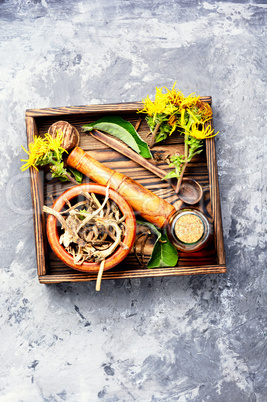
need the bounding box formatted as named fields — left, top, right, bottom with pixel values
left=43, top=186, right=127, bottom=269
left=96, top=260, right=105, bottom=291
left=134, top=231, right=152, bottom=268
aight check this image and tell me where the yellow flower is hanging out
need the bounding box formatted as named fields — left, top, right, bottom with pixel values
left=189, top=122, right=218, bottom=140
left=20, top=136, right=49, bottom=171
left=20, top=130, right=66, bottom=172
left=180, top=93, right=200, bottom=110
left=140, top=86, right=178, bottom=119
left=165, top=82, right=184, bottom=107
left=199, top=101, right=213, bottom=121
left=180, top=108, right=186, bottom=126
left=165, top=83, right=200, bottom=111
left=168, top=114, right=178, bottom=135
left=45, top=131, right=65, bottom=158
left=190, top=101, right=213, bottom=121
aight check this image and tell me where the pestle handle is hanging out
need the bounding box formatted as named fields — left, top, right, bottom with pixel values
left=67, top=147, right=176, bottom=228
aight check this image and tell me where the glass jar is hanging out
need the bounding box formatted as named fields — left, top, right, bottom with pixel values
left=167, top=209, right=213, bottom=252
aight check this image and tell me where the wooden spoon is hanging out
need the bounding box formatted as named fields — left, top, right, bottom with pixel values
left=178, top=178, right=204, bottom=205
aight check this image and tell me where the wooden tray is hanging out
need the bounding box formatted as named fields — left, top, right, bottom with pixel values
left=25, top=100, right=226, bottom=284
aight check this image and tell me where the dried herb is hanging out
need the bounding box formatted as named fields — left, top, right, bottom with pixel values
left=43, top=186, right=128, bottom=290
left=43, top=186, right=127, bottom=264
left=82, top=116, right=152, bottom=159
left=136, top=221, right=178, bottom=268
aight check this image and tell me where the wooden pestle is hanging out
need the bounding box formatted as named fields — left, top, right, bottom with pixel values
left=67, top=147, right=176, bottom=228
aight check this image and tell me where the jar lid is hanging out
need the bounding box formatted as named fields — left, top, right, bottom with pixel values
left=174, top=213, right=204, bottom=244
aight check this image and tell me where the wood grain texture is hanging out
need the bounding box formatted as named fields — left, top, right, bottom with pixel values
left=206, top=137, right=226, bottom=265
left=25, top=97, right=211, bottom=117
left=25, top=116, right=47, bottom=276
left=38, top=265, right=226, bottom=284
left=25, top=102, right=145, bottom=117
left=25, top=99, right=226, bottom=284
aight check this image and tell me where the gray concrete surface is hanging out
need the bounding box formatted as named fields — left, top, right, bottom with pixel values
left=0, top=0, right=266, bottom=401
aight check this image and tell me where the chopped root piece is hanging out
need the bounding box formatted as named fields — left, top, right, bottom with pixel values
left=96, top=259, right=105, bottom=291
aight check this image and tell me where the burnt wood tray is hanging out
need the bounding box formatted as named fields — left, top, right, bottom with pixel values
left=25, top=100, right=226, bottom=284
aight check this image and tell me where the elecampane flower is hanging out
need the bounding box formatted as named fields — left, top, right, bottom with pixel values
left=141, top=87, right=178, bottom=118
left=20, top=130, right=66, bottom=172
left=189, top=122, right=218, bottom=140
left=20, top=136, right=49, bottom=171
left=167, top=114, right=178, bottom=134
left=180, top=93, right=200, bottom=110
left=165, top=82, right=184, bottom=107
left=45, top=131, right=65, bottom=158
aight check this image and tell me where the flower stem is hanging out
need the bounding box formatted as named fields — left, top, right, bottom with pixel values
left=50, top=164, right=80, bottom=185
left=150, top=121, right=161, bottom=148
left=175, top=134, right=189, bottom=194
left=65, top=172, right=80, bottom=185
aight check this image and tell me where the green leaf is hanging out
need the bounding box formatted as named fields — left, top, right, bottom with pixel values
left=69, top=167, right=83, bottom=184
left=136, top=220, right=178, bottom=268
left=57, top=176, right=69, bottom=182
left=77, top=208, right=87, bottom=220
left=147, top=233, right=178, bottom=268
left=162, top=170, right=180, bottom=180
left=82, top=116, right=152, bottom=159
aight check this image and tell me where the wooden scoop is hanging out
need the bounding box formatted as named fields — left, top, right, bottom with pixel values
left=178, top=178, right=203, bottom=204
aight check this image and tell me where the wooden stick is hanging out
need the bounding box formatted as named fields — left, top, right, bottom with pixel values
left=150, top=121, right=161, bottom=148
left=134, top=118, right=142, bottom=131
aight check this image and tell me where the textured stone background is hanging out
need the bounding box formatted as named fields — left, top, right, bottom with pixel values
left=0, top=0, right=266, bottom=401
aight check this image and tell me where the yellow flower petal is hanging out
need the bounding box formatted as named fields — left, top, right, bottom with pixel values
left=140, top=85, right=178, bottom=118
left=189, top=122, right=218, bottom=140
left=20, top=135, right=49, bottom=171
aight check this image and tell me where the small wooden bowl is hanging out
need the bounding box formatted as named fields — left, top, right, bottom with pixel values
left=46, top=184, right=136, bottom=272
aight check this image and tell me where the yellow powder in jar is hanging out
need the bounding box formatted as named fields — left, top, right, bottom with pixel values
left=174, top=214, right=204, bottom=244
